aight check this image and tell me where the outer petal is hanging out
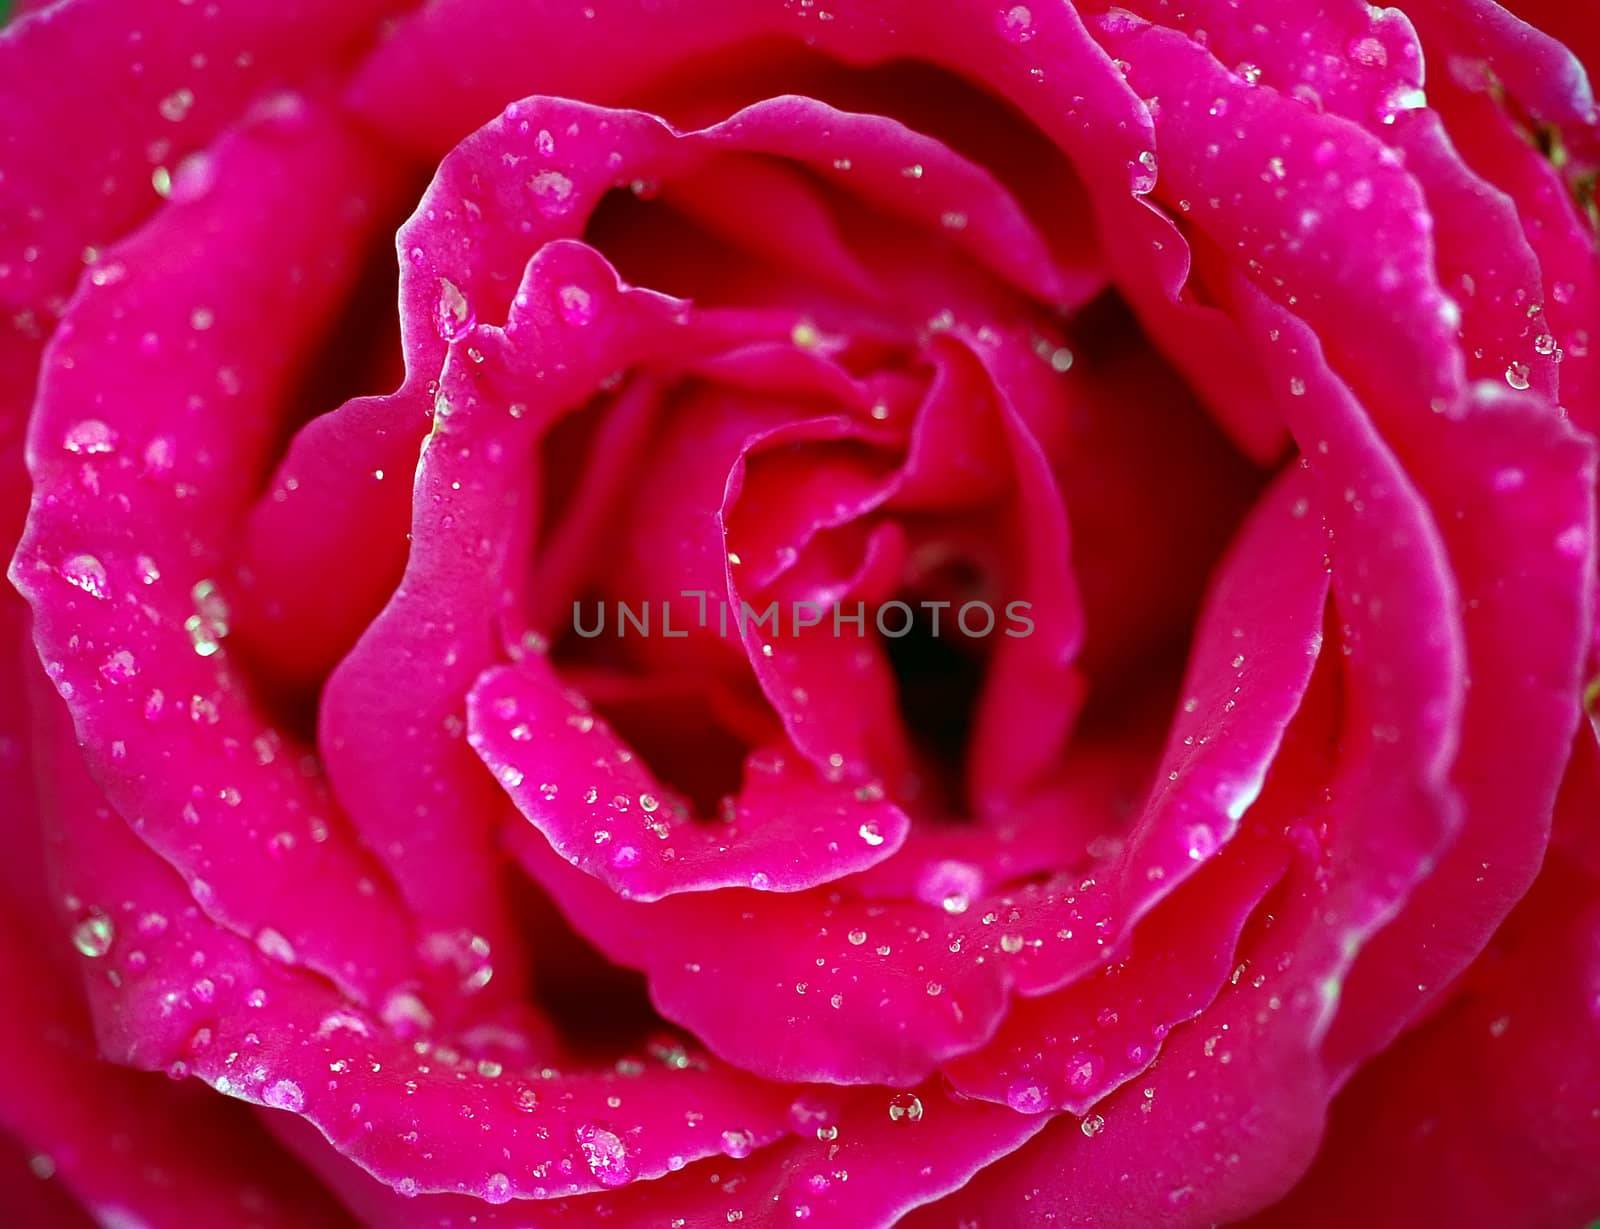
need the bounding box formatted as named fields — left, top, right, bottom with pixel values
left=8, top=98, right=419, bottom=1005
left=1245, top=848, right=1600, bottom=1228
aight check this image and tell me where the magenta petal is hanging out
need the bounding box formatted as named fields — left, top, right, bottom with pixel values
left=36, top=697, right=797, bottom=1203
left=232, top=390, right=421, bottom=689
left=1110, top=467, right=1329, bottom=915
left=698, top=95, right=1073, bottom=305
left=1407, top=0, right=1598, bottom=128
left=270, top=1079, right=1044, bottom=1229
left=943, top=830, right=1286, bottom=1115
left=0, top=0, right=400, bottom=318
left=954, top=329, right=1086, bottom=817
left=317, top=240, right=772, bottom=1005
left=504, top=821, right=1012, bottom=1086
left=468, top=659, right=909, bottom=898
left=0, top=903, right=349, bottom=1229
left=1320, top=381, right=1597, bottom=1076
left=9, top=100, right=418, bottom=1005
left=1245, top=848, right=1600, bottom=1228
left=1098, top=18, right=1465, bottom=424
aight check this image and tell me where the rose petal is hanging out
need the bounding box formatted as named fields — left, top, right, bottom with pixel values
left=1244, top=847, right=1600, bottom=1228
left=468, top=658, right=910, bottom=898
left=9, top=98, right=419, bottom=1004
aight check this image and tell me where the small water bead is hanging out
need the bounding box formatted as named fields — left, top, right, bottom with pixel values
left=1185, top=823, right=1218, bottom=861
left=144, top=434, right=176, bottom=475
left=847, top=929, right=868, bottom=946
left=61, top=553, right=109, bottom=600
left=63, top=419, right=118, bottom=455
left=1506, top=361, right=1531, bottom=390
left=1006, top=1082, right=1049, bottom=1113
left=915, top=859, right=983, bottom=915
left=558, top=283, right=595, bottom=325
left=1065, top=1052, right=1101, bottom=1091
left=72, top=912, right=114, bottom=958
left=435, top=277, right=473, bottom=341
left=575, top=1123, right=632, bottom=1187
left=1132, top=149, right=1158, bottom=192
left=886, top=1092, right=923, bottom=1123
left=857, top=821, right=885, bottom=847
left=262, top=1078, right=305, bottom=1113
left=483, top=1173, right=513, bottom=1204
left=99, top=649, right=140, bottom=684
left=999, top=933, right=1025, bottom=955
left=720, top=1128, right=756, bottom=1159
left=528, top=169, right=576, bottom=218
left=186, top=578, right=230, bottom=657
left=255, top=927, right=297, bottom=965
left=998, top=4, right=1035, bottom=42
left=1080, top=1112, right=1106, bottom=1138
left=1533, top=333, right=1558, bottom=356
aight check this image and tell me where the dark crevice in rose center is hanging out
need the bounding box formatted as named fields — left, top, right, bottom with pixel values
left=882, top=597, right=987, bottom=807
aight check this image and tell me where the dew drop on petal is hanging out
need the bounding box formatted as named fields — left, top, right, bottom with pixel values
left=997, top=4, right=1035, bottom=43
left=72, top=912, right=114, bottom=958
left=528, top=169, right=576, bottom=218
left=575, top=1123, right=632, bottom=1187
left=60, top=553, right=109, bottom=600
left=262, top=1079, right=305, bottom=1113
left=1006, top=1082, right=1049, bottom=1113
left=483, top=1173, right=513, bottom=1204
left=720, top=1128, right=756, bottom=1159
left=887, top=1092, right=923, bottom=1123
left=255, top=927, right=297, bottom=965
left=63, top=419, right=118, bottom=455
left=435, top=277, right=474, bottom=341
left=558, top=284, right=595, bottom=325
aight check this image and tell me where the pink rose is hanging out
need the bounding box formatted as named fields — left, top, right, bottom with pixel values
left=2, top=0, right=1597, bottom=1225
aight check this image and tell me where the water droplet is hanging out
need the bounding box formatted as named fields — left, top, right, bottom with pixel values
left=1132, top=150, right=1158, bottom=193
left=1006, top=1082, right=1049, bottom=1113
left=528, top=169, right=576, bottom=218
left=1065, top=1052, right=1101, bottom=1091
left=61, top=554, right=109, bottom=600
left=1185, top=824, right=1217, bottom=861
left=63, top=419, right=118, bottom=455
left=72, top=912, right=114, bottom=958
left=999, top=933, right=1025, bottom=954
left=847, top=928, right=868, bottom=946
left=159, top=88, right=195, bottom=122
left=255, top=927, right=297, bottom=965
left=887, top=1092, right=923, bottom=1123
left=185, top=578, right=230, bottom=657
left=435, top=277, right=474, bottom=341
left=720, top=1128, right=756, bottom=1158
left=915, top=859, right=983, bottom=915
left=263, top=1078, right=305, bottom=1113
left=99, top=649, right=139, bottom=684
left=749, top=872, right=772, bottom=890
left=998, top=4, right=1035, bottom=43
left=575, top=1123, right=632, bottom=1187
left=1505, top=361, right=1531, bottom=390
left=558, top=283, right=595, bottom=325
left=1080, top=1112, right=1106, bottom=1138
left=857, top=821, right=885, bottom=847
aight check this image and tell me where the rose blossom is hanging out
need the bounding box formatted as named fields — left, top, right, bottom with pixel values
left=1, top=0, right=1597, bottom=1225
